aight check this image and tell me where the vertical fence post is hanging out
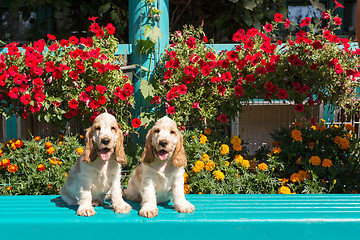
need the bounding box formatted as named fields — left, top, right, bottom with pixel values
left=129, top=0, right=169, bottom=143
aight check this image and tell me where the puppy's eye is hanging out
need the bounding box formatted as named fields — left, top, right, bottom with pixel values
left=96, top=127, right=101, bottom=131
left=111, top=127, right=116, bottom=131
left=154, top=129, right=160, bottom=133
left=170, top=130, right=176, bottom=134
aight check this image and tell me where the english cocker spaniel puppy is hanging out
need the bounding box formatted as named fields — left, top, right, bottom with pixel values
left=125, top=116, right=194, bottom=218
left=61, top=112, right=131, bottom=217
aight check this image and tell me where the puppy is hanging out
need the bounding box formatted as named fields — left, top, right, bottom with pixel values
left=61, top=113, right=131, bottom=216
left=125, top=116, right=194, bottom=218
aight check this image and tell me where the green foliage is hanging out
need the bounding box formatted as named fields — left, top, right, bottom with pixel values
left=256, top=122, right=360, bottom=194
left=0, top=134, right=84, bottom=195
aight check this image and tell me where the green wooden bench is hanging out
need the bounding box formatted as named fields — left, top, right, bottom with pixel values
left=1, top=194, right=360, bottom=239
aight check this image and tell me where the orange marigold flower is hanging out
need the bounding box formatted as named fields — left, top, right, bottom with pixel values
left=193, top=161, right=204, bottom=172
left=272, top=147, right=281, bottom=154
left=76, top=147, right=84, bottom=155
left=184, top=184, right=190, bottom=194
left=6, top=186, right=12, bottom=191
left=199, top=134, right=208, bottom=144
left=290, top=173, right=303, bottom=182
left=271, top=141, right=280, bottom=147
left=0, top=148, right=3, bottom=156
left=322, top=158, right=333, bottom=168
left=213, top=170, right=225, bottom=181
left=37, top=164, right=45, bottom=171
left=298, top=170, right=311, bottom=180
left=201, top=153, right=210, bottom=162
left=34, top=136, right=41, bottom=141
left=15, top=140, right=23, bottom=148
left=278, top=186, right=292, bottom=194
left=47, top=147, right=55, bottom=155
left=183, top=173, right=188, bottom=183
left=203, top=127, right=212, bottom=135
left=219, top=144, right=229, bottom=155
left=205, top=160, right=216, bottom=171
left=258, top=163, right=268, bottom=171
left=345, top=123, right=355, bottom=132
left=45, top=141, right=53, bottom=149
left=7, top=164, right=18, bottom=173
left=310, top=156, right=321, bottom=166
left=2, top=158, right=10, bottom=167
left=291, top=129, right=302, bottom=141
left=232, top=142, right=242, bottom=151
left=231, top=136, right=242, bottom=145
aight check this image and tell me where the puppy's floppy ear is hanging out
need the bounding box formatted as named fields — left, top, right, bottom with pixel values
left=172, top=131, right=187, bottom=168
left=141, top=128, right=155, bottom=164
left=82, top=127, right=97, bottom=163
left=115, top=128, right=126, bottom=166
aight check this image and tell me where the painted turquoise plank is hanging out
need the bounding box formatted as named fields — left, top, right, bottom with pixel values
left=5, top=115, right=17, bottom=140
left=115, top=44, right=133, bottom=55
left=1, top=194, right=360, bottom=240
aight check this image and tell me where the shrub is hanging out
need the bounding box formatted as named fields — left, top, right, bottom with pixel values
left=0, top=134, right=84, bottom=195
left=256, top=121, right=360, bottom=194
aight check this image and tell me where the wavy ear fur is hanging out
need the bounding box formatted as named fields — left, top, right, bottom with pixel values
left=82, top=127, right=97, bottom=163
left=172, top=131, right=187, bottom=168
left=141, top=129, right=155, bottom=164
left=115, top=128, right=126, bottom=166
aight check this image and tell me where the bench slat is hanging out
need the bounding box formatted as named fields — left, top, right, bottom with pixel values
left=1, top=194, right=360, bottom=240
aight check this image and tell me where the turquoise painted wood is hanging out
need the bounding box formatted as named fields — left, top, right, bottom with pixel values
left=1, top=194, right=360, bottom=240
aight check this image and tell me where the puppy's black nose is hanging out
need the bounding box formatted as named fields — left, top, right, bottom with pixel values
left=159, top=140, right=168, bottom=147
left=101, top=138, right=110, bottom=145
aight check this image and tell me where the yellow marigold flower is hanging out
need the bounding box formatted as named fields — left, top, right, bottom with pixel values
left=232, top=142, right=242, bottom=151
left=311, top=125, right=317, bottom=131
left=2, top=158, right=10, bottom=167
left=34, top=136, right=41, bottom=141
left=193, top=161, right=205, bottom=172
left=47, top=147, right=55, bottom=155
left=184, top=184, right=190, bottom=194
left=76, top=147, right=84, bottom=155
left=15, top=140, right=23, bottom=148
left=241, top=159, right=250, bottom=169
left=291, top=129, right=302, bottom=141
left=10, top=142, right=16, bottom=150
left=213, top=170, right=225, bottom=181
left=205, top=160, right=216, bottom=171
left=278, top=178, right=289, bottom=186
left=224, top=161, right=230, bottom=167
left=198, top=192, right=203, bottom=194
left=80, top=134, right=84, bottom=139
left=234, top=155, right=244, bottom=164
left=321, top=119, right=326, bottom=123
left=204, top=127, right=212, bottom=135
left=7, top=164, right=18, bottom=173
left=322, top=158, right=333, bottom=168
left=184, top=173, right=188, bottom=183
left=258, top=163, right=268, bottom=171
left=231, top=136, right=242, bottom=145
left=45, top=141, right=53, bottom=149
left=202, top=153, right=210, bottom=162
left=192, top=136, right=196, bottom=139
left=272, top=147, right=281, bottom=154
left=6, top=186, right=12, bottom=191
left=219, top=144, right=229, bottom=155
left=310, top=156, right=321, bottom=166
left=199, top=134, right=208, bottom=144
left=345, top=123, right=355, bottom=132
left=278, top=186, right=292, bottom=194
left=37, top=164, right=45, bottom=171
left=58, top=141, right=63, bottom=146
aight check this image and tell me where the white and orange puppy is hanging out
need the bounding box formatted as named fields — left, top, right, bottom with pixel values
left=125, top=116, right=194, bottom=218
left=61, top=113, right=131, bottom=217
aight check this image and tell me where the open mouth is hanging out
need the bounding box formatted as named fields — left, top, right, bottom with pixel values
left=99, top=148, right=112, bottom=161
left=156, top=150, right=169, bottom=161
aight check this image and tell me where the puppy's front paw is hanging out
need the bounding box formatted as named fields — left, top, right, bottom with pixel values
left=77, top=207, right=96, bottom=217
left=175, top=201, right=195, bottom=213
left=113, top=202, right=132, bottom=214
left=139, top=206, right=158, bottom=218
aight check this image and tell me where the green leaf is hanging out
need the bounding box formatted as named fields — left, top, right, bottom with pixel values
left=144, top=25, right=162, bottom=43
left=243, top=11, right=253, bottom=26
left=135, top=39, right=155, bottom=54
left=310, top=0, right=326, bottom=12
left=140, top=79, right=155, bottom=99
left=243, top=0, right=257, bottom=11
left=98, top=3, right=111, bottom=15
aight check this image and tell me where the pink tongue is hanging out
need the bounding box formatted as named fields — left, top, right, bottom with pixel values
left=100, top=149, right=111, bottom=161
left=158, top=151, right=169, bottom=161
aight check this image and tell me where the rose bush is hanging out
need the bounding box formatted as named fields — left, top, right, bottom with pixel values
left=0, top=17, right=135, bottom=129
left=150, top=5, right=360, bottom=128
